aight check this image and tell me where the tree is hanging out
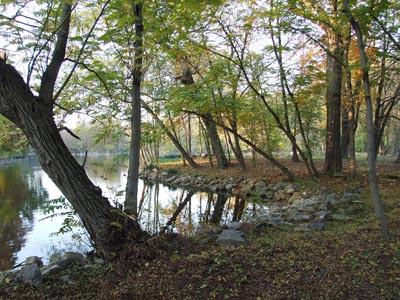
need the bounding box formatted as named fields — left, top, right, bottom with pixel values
left=343, top=0, right=389, bottom=239
left=125, top=0, right=144, bottom=216
left=0, top=2, right=145, bottom=260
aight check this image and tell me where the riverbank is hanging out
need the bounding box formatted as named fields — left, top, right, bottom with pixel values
left=1, top=158, right=400, bottom=299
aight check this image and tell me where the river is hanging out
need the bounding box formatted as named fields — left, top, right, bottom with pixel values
left=0, top=156, right=268, bottom=271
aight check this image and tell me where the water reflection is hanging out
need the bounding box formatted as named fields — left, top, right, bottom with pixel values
left=0, top=157, right=268, bottom=271
left=0, top=158, right=88, bottom=271
left=138, top=184, right=267, bottom=235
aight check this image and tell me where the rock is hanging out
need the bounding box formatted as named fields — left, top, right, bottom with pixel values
left=288, top=192, right=302, bottom=204
left=254, top=181, right=267, bottom=195
left=16, top=263, right=43, bottom=286
left=308, top=220, right=326, bottom=231
left=93, top=257, right=106, bottom=265
left=63, top=252, right=85, bottom=262
left=60, top=274, right=75, bottom=285
left=331, top=214, right=351, bottom=221
left=225, top=183, right=233, bottom=191
left=49, top=252, right=63, bottom=263
left=41, top=263, right=62, bottom=276
left=216, top=230, right=246, bottom=245
left=226, top=222, right=242, bottom=230
left=268, top=213, right=283, bottom=225
left=265, top=191, right=274, bottom=199
left=314, top=210, right=328, bottom=220
left=286, top=184, right=296, bottom=194
left=326, top=195, right=337, bottom=207
left=274, top=189, right=286, bottom=201
left=294, top=224, right=312, bottom=231
left=25, top=256, right=44, bottom=268
left=237, top=222, right=256, bottom=234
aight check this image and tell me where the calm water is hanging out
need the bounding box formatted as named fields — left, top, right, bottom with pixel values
left=0, top=156, right=268, bottom=271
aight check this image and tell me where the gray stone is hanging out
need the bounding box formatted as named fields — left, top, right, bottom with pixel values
left=41, top=263, right=62, bottom=276
left=25, top=256, right=43, bottom=268
left=226, top=222, right=242, bottom=230
left=225, top=183, right=233, bottom=191
left=294, top=224, right=312, bottom=231
left=314, top=210, right=328, bottom=220
left=268, top=213, right=283, bottom=225
left=216, top=230, right=246, bottom=245
left=326, top=195, right=337, bottom=206
left=60, top=274, right=75, bottom=285
left=341, top=192, right=362, bottom=203
left=255, top=181, right=266, bottom=192
left=93, top=257, right=106, bottom=265
left=331, top=214, right=351, bottom=221
left=49, top=252, right=63, bottom=263
left=308, top=220, right=326, bottom=231
left=63, top=252, right=85, bottom=262
left=265, top=191, right=274, bottom=199
left=286, top=184, right=296, bottom=194
left=17, top=263, right=43, bottom=286
left=274, top=189, right=286, bottom=201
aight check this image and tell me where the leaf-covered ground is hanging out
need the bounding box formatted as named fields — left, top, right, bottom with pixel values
left=2, top=158, right=400, bottom=300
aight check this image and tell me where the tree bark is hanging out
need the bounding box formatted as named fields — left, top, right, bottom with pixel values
left=202, top=113, right=229, bottom=169
left=125, top=1, right=143, bottom=216
left=324, top=28, right=343, bottom=174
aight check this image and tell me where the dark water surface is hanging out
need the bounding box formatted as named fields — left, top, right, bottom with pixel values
left=0, top=156, right=268, bottom=271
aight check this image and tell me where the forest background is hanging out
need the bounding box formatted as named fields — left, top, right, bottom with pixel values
left=0, top=0, right=399, bottom=256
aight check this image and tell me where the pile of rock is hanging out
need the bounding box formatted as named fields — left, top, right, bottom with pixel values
left=141, top=169, right=364, bottom=232
left=140, top=169, right=298, bottom=201
left=0, top=252, right=105, bottom=292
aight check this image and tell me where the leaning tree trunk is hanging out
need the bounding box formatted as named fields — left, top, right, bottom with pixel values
left=0, top=58, right=145, bottom=259
left=202, top=113, right=229, bottom=169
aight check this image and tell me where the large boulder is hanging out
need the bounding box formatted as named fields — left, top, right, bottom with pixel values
left=16, top=263, right=43, bottom=286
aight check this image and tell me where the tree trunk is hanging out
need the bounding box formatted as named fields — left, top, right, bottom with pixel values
left=142, top=103, right=200, bottom=168
left=324, top=29, right=343, bottom=174
left=344, top=0, right=389, bottom=239
left=395, top=150, right=400, bottom=163
left=202, top=113, right=229, bottom=169
left=341, top=107, right=350, bottom=159
left=125, top=1, right=144, bottom=216
left=0, top=58, right=145, bottom=260
left=228, top=119, right=246, bottom=171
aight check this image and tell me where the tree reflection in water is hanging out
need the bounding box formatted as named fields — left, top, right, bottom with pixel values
left=136, top=182, right=268, bottom=235
left=0, top=159, right=47, bottom=271
left=0, top=157, right=269, bottom=271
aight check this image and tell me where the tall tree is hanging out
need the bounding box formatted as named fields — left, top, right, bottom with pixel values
left=125, top=0, right=144, bottom=216
left=343, top=0, right=389, bottom=239
left=0, top=2, right=145, bottom=260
